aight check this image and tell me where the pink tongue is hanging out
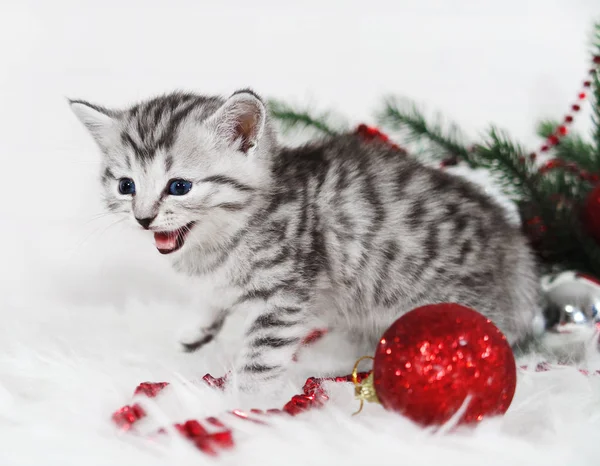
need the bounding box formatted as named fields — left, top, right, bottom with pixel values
left=154, top=232, right=178, bottom=250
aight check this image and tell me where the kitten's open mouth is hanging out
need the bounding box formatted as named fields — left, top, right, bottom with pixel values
left=153, top=222, right=195, bottom=254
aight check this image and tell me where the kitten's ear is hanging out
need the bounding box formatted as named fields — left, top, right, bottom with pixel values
left=207, top=90, right=266, bottom=154
left=69, top=99, right=117, bottom=147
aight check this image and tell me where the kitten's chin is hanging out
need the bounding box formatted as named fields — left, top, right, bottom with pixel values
left=153, top=222, right=195, bottom=255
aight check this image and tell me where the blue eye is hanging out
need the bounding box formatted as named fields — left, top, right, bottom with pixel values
left=168, top=179, right=192, bottom=196
left=118, top=178, right=135, bottom=195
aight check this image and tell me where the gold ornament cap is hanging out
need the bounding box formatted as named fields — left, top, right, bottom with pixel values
left=352, top=356, right=380, bottom=415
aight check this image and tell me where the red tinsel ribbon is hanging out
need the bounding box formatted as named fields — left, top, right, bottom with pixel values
left=112, top=363, right=598, bottom=456
left=112, top=373, right=370, bottom=455
left=354, top=123, right=408, bottom=154
left=354, top=122, right=466, bottom=169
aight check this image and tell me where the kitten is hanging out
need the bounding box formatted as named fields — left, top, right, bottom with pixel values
left=70, top=89, right=542, bottom=392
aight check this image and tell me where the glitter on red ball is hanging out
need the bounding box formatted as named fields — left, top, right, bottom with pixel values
left=372, top=303, right=517, bottom=426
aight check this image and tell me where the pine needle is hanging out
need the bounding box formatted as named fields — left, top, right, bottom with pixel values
left=267, top=99, right=345, bottom=136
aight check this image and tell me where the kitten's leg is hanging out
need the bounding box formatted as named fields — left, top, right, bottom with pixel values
left=232, top=294, right=312, bottom=393
left=179, top=310, right=229, bottom=353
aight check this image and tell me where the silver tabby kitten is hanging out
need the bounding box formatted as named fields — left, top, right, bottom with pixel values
left=70, top=89, right=541, bottom=393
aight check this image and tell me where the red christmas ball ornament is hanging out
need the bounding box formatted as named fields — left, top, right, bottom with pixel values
left=353, top=303, right=517, bottom=426
left=583, top=183, right=600, bottom=243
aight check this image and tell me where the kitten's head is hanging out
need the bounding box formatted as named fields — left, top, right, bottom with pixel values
left=70, top=89, right=276, bottom=255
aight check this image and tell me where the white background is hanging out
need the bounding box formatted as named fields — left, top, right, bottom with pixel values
left=2, top=0, right=600, bottom=220
left=1, top=1, right=600, bottom=465
left=2, top=0, right=600, bottom=211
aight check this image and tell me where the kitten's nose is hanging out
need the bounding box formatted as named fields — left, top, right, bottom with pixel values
left=135, top=216, right=156, bottom=230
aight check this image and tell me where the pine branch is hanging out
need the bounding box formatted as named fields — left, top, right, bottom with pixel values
left=376, top=97, right=477, bottom=169
left=593, top=71, right=600, bottom=161
left=591, top=22, right=600, bottom=164
left=519, top=171, right=600, bottom=274
left=536, top=121, right=556, bottom=139
left=377, top=98, right=551, bottom=203
left=472, top=127, right=540, bottom=202
left=536, top=120, right=597, bottom=171
left=457, top=129, right=599, bottom=274
left=267, top=99, right=344, bottom=136
left=573, top=225, right=600, bottom=276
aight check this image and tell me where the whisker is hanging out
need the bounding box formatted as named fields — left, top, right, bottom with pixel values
left=73, top=211, right=116, bottom=227
left=65, top=216, right=128, bottom=263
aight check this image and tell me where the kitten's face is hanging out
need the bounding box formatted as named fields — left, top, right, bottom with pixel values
left=71, top=91, right=274, bottom=255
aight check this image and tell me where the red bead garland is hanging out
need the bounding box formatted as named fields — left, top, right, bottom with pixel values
left=354, top=54, right=597, bottom=176
left=439, top=58, right=598, bottom=172
left=530, top=64, right=596, bottom=163
left=530, top=57, right=599, bottom=182
left=480, top=57, right=600, bottom=179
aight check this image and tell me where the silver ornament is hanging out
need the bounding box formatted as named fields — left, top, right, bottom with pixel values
left=541, top=271, right=600, bottom=332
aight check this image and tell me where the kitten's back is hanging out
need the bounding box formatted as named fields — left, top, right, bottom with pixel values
left=269, top=133, right=540, bottom=344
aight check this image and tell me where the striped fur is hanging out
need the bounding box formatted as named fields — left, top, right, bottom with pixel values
left=70, top=89, right=542, bottom=393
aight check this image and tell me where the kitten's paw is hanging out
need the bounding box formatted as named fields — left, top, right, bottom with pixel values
left=230, top=367, right=286, bottom=396
left=178, top=312, right=228, bottom=353
left=178, top=327, right=215, bottom=353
